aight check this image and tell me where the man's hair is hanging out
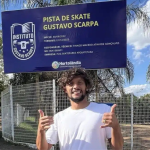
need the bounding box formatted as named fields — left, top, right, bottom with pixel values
left=58, top=68, right=93, bottom=94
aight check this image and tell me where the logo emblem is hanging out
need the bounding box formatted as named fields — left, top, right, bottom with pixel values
left=52, top=61, right=59, bottom=69
left=11, top=22, right=36, bottom=60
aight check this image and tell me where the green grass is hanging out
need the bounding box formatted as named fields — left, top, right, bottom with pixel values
left=14, top=116, right=38, bottom=144
left=19, top=122, right=36, bottom=132
left=25, top=116, right=36, bottom=122
left=18, top=116, right=37, bottom=132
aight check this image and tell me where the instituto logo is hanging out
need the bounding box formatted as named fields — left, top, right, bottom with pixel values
left=11, top=22, right=36, bottom=60
left=52, top=61, right=81, bottom=69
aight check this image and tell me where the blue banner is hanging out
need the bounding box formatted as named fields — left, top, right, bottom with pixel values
left=2, top=0, right=126, bottom=73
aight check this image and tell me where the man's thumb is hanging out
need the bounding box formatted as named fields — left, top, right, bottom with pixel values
left=111, top=104, right=117, bottom=113
left=38, top=109, right=44, bottom=117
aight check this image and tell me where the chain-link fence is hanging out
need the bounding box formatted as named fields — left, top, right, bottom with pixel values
left=1, top=87, right=12, bottom=140
left=1, top=80, right=150, bottom=150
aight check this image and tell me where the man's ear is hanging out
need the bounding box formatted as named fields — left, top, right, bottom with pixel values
left=63, top=87, right=67, bottom=93
left=86, top=89, right=89, bottom=93
left=86, top=85, right=89, bottom=91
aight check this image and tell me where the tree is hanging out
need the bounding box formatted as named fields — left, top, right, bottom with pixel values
left=0, top=35, right=9, bottom=84
left=9, top=72, right=58, bottom=85
left=0, top=34, right=9, bottom=107
left=146, top=65, right=150, bottom=84
left=140, top=93, right=150, bottom=99
left=1, top=0, right=150, bottom=96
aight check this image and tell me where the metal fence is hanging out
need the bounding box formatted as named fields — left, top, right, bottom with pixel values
left=1, top=80, right=150, bottom=150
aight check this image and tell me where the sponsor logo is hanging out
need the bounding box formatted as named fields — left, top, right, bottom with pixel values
left=52, top=61, right=60, bottom=69
left=52, top=61, right=81, bottom=69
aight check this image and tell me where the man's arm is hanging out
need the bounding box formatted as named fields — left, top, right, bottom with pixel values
left=108, top=125, right=124, bottom=150
left=101, top=104, right=124, bottom=150
left=36, top=110, right=54, bottom=150
left=36, top=129, right=52, bottom=150
left=111, top=125, right=123, bottom=150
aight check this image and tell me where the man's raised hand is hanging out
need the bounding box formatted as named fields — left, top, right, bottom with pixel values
left=101, top=104, right=119, bottom=129
left=38, top=109, right=54, bottom=131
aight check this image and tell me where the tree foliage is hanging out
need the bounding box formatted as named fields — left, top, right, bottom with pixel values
left=146, top=65, right=150, bottom=83
left=0, top=36, right=9, bottom=82
left=0, top=35, right=9, bottom=104
left=126, top=1, right=150, bottom=31
left=9, top=72, right=58, bottom=85
left=140, top=93, right=150, bottom=99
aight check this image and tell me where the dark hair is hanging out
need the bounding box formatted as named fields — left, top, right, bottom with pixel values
left=58, top=68, right=93, bottom=94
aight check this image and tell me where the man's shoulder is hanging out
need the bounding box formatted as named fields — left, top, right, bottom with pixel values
left=54, top=107, right=70, bottom=118
left=90, top=101, right=112, bottom=113
left=91, top=101, right=112, bottom=107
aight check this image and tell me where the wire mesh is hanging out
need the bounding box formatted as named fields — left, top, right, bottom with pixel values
left=1, top=80, right=150, bottom=150
left=54, top=87, right=132, bottom=150
left=12, top=81, right=54, bottom=144
left=133, top=98, right=150, bottom=149
left=1, top=86, right=12, bottom=140
left=0, top=89, right=1, bottom=131
left=0, top=115, right=1, bottom=132
left=95, top=94, right=132, bottom=150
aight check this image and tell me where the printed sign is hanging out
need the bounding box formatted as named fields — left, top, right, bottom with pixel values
left=2, top=0, right=126, bottom=73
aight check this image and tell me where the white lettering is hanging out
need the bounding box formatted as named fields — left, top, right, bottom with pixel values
left=13, top=33, right=34, bottom=40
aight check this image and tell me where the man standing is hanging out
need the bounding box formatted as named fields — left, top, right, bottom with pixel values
left=36, top=68, right=123, bottom=150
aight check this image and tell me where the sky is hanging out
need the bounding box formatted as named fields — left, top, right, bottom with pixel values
left=125, top=0, right=150, bottom=96
left=0, top=0, right=150, bottom=97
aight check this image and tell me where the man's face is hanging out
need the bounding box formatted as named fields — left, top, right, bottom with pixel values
left=65, top=77, right=87, bottom=103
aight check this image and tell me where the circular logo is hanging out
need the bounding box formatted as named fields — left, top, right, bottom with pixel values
left=11, top=22, right=36, bottom=60
left=52, top=61, right=59, bottom=69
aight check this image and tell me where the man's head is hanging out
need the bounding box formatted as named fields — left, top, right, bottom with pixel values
left=58, top=68, right=93, bottom=103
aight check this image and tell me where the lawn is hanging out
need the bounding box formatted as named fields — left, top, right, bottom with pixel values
left=14, top=116, right=38, bottom=144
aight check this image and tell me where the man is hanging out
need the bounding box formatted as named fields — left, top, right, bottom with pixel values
left=36, top=68, right=124, bottom=150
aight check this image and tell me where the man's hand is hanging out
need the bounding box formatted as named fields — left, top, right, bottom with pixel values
left=38, top=109, right=54, bottom=131
left=36, top=110, right=53, bottom=150
left=101, top=104, right=119, bottom=129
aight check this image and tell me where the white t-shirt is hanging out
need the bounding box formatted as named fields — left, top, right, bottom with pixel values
left=46, top=102, right=112, bottom=150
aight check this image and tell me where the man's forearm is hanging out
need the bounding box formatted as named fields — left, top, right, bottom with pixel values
left=111, top=125, right=124, bottom=150
left=36, top=129, right=50, bottom=150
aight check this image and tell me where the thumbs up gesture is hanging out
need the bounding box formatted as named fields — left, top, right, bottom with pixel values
left=38, top=109, right=54, bottom=131
left=101, top=104, right=119, bottom=129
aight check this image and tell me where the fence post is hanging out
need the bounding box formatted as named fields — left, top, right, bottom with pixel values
left=10, top=85, right=14, bottom=141
left=131, top=93, right=133, bottom=150
left=1, top=91, right=4, bottom=136
left=52, top=80, right=56, bottom=150
left=53, top=79, right=56, bottom=115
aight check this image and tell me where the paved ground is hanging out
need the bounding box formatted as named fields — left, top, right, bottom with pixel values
left=121, top=124, right=150, bottom=150
left=0, top=131, right=35, bottom=150
left=0, top=116, right=1, bottom=131
left=0, top=137, right=34, bottom=150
